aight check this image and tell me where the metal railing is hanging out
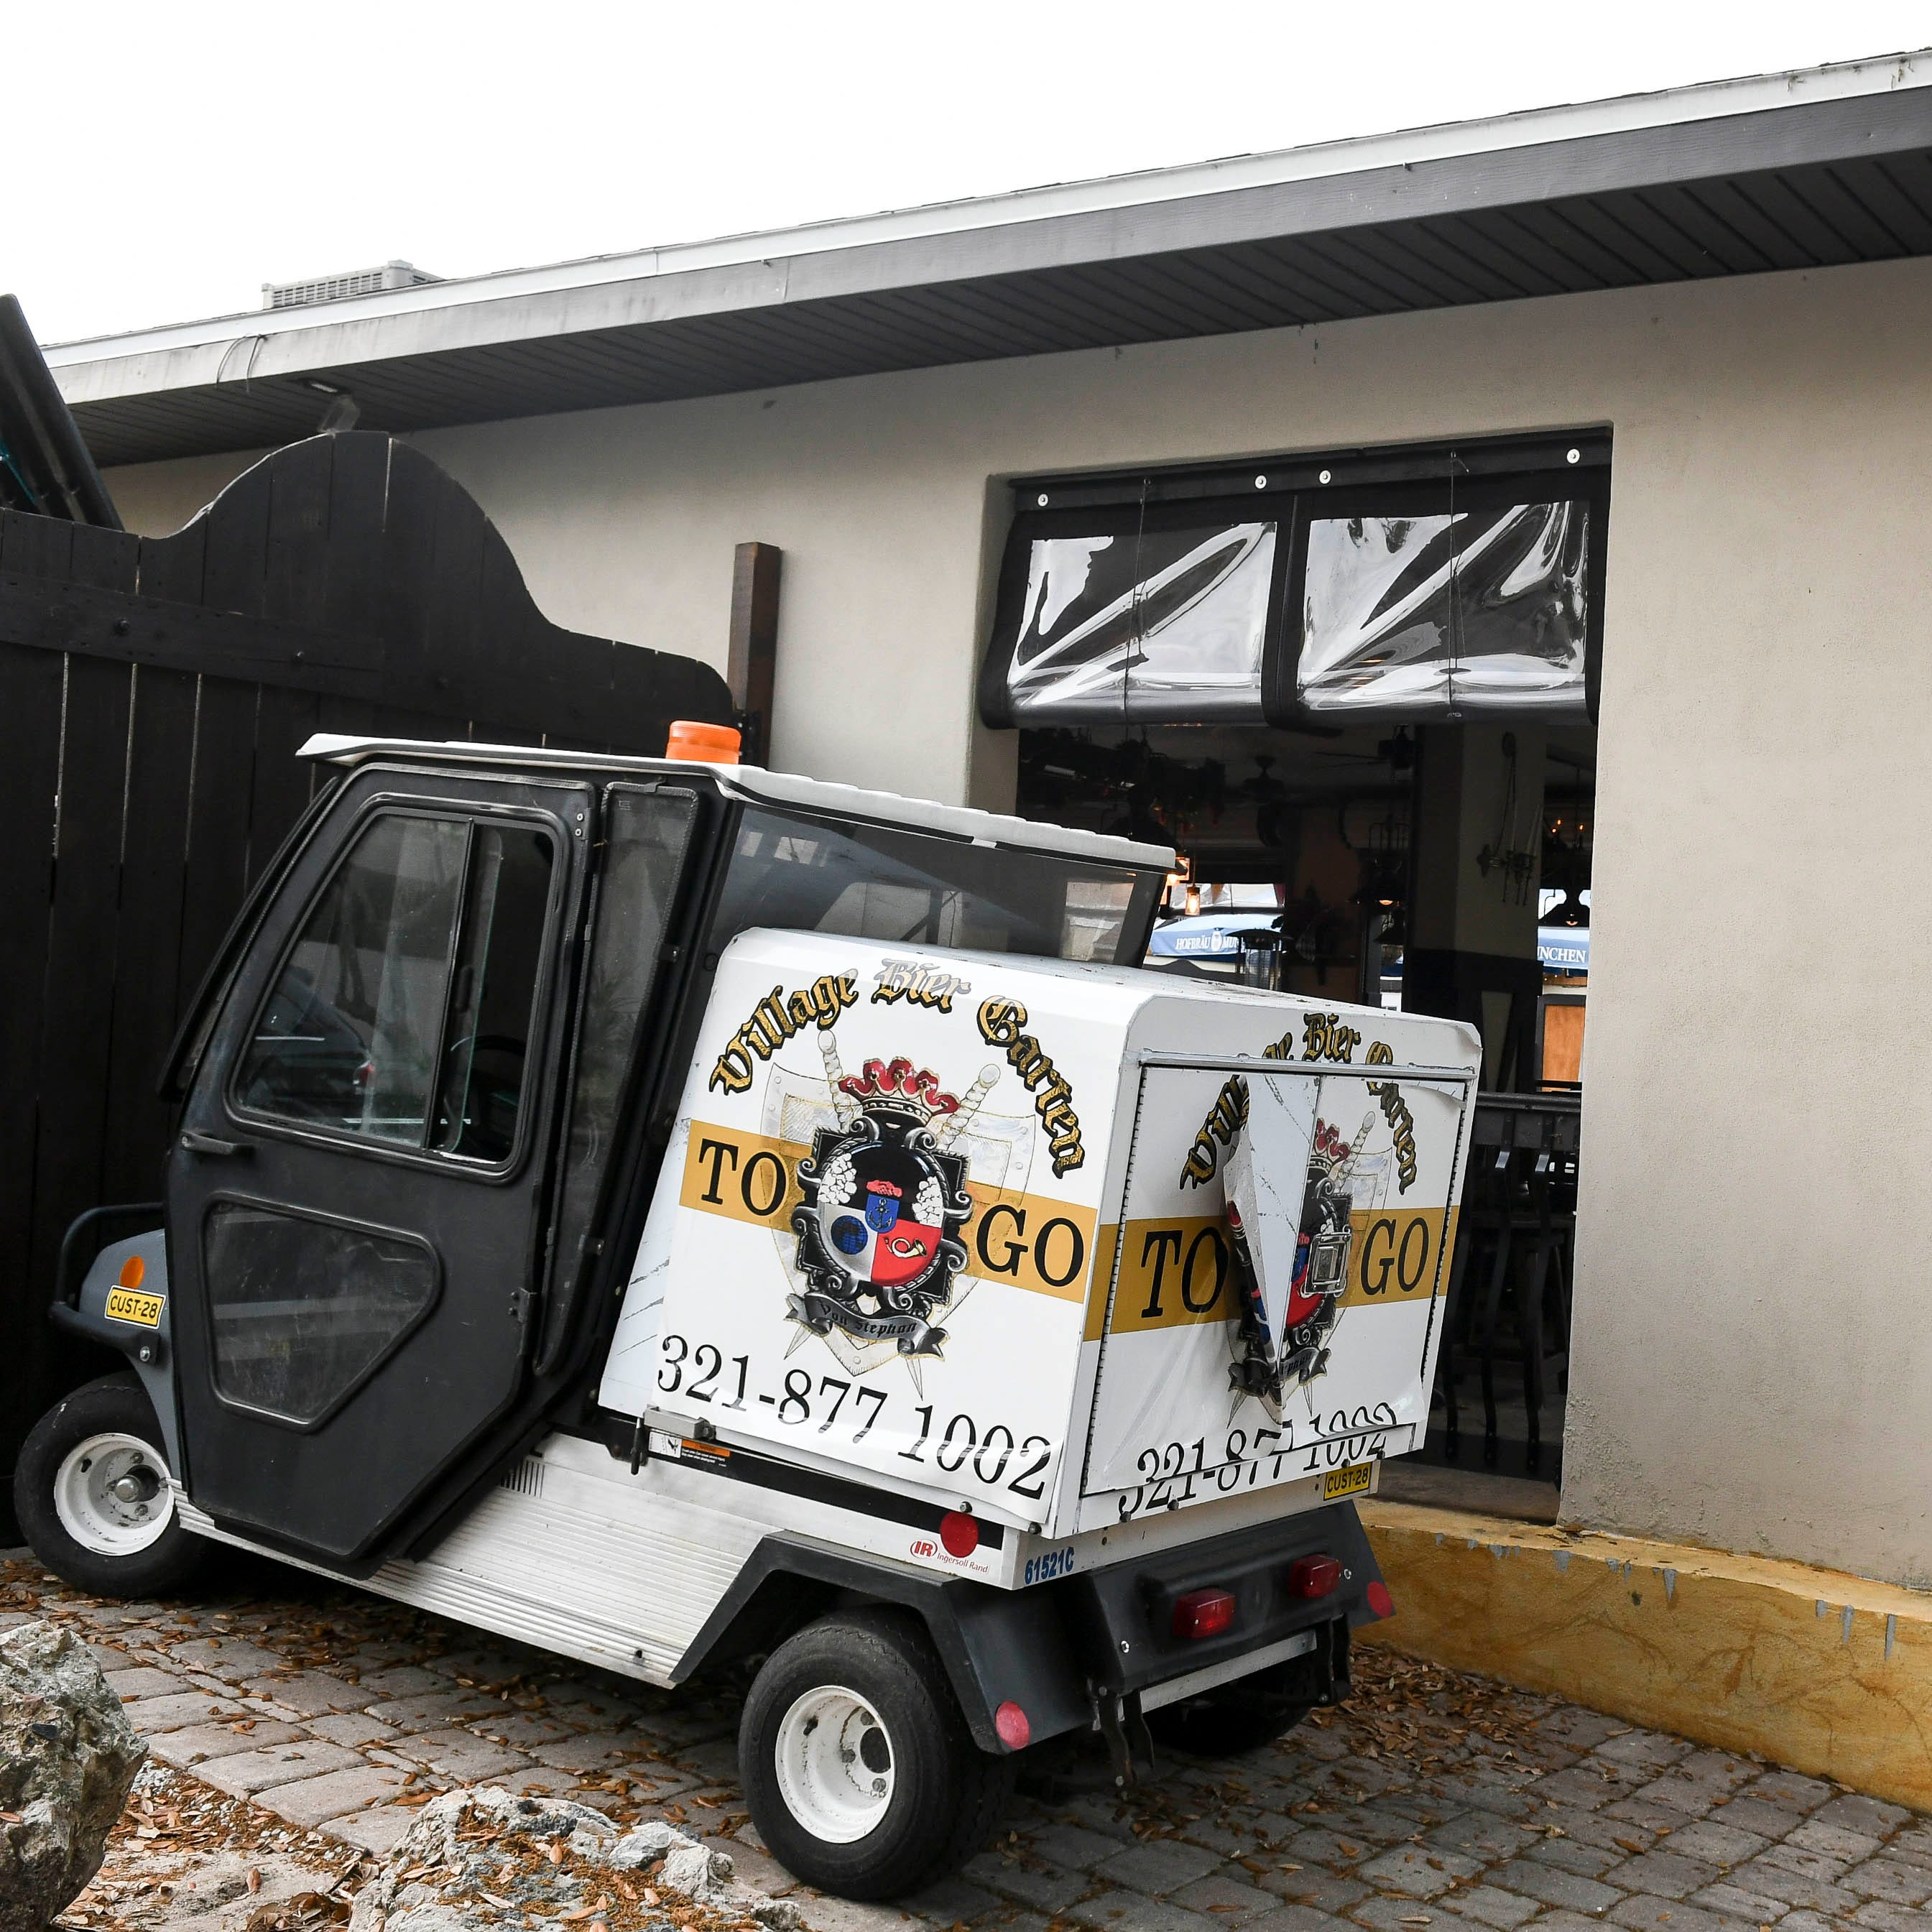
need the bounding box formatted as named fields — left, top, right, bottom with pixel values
left=1425, top=1091, right=1579, bottom=1484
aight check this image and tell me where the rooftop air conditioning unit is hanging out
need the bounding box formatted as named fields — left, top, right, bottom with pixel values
left=262, top=261, right=441, bottom=311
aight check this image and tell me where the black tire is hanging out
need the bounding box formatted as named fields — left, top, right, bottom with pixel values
left=739, top=1608, right=1016, bottom=1899
left=13, top=1374, right=208, bottom=1599
left=1147, top=1660, right=1313, bottom=1757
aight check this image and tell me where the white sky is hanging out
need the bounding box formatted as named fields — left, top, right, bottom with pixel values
left=12, top=1, right=1932, bottom=346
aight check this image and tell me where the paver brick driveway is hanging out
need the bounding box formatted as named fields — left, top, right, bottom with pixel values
left=6, top=1548, right=1927, bottom=1932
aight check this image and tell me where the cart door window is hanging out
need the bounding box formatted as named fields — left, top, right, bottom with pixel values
left=541, top=787, right=698, bottom=1356
left=236, top=813, right=555, bottom=1162
left=431, top=827, right=554, bottom=1161
left=203, top=1201, right=438, bottom=1425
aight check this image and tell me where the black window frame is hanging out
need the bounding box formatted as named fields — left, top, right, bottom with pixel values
left=701, top=798, right=1168, bottom=970
left=223, top=792, right=572, bottom=1183
left=535, top=780, right=703, bottom=1369
left=979, top=432, right=1610, bottom=731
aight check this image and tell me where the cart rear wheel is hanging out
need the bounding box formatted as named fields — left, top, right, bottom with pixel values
left=14, top=1376, right=208, bottom=1599
left=740, top=1609, right=1014, bottom=1898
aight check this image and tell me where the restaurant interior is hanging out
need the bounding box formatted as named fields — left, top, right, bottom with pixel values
left=981, top=432, right=1606, bottom=1516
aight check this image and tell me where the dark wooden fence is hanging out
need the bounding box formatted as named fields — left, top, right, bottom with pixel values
left=0, top=433, right=731, bottom=1530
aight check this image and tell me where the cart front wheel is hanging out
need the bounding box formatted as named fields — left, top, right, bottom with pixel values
left=741, top=1609, right=1014, bottom=1898
left=14, top=1375, right=208, bottom=1598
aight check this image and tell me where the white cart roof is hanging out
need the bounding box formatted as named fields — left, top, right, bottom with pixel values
left=300, top=734, right=1175, bottom=873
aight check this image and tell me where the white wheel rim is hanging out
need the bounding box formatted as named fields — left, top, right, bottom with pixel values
left=53, top=1431, right=175, bottom=1557
left=773, top=1685, right=896, bottom=1844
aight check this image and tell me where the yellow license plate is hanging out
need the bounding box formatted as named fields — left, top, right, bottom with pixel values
left=1322, top=1464, right=1372, bottom=1501
left=104, top=1288, right=165, bottom=1328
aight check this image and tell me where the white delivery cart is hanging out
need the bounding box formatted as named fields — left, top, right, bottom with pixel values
left=19, top=737, right=1478, bottom=1899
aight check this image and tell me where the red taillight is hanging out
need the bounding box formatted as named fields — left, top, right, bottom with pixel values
left=994, top=1700, right=1031, bottom=1749
left=940, top=1510, right=979, bottom=1558
left=1171, top=1587, right=1237, bottom=1640
left=1366, top=1580, right=1395, bottom=1619
left=1288, top=1555, right=1343, bottom=1599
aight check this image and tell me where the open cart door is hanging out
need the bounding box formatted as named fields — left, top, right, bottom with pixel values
left=163, top=764, right=594, bottom=1563
left=1079, top=1055, right=1471, bottom=1530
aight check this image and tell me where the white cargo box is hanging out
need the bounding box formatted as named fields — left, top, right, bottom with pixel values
left=603, top=930, right=1479, bottom=1545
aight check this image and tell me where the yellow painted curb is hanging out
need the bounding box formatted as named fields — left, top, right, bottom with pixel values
left=1356, top=1501, right=1932, bottom=1811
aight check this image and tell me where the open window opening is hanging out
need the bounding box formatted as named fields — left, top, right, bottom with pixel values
left=984, top=433, right=1604, bottom=1524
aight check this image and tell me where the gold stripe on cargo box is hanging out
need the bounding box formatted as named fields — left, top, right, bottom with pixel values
left=680, top=1121, right=1096, bottom=1303
left=1091, top=1208, right=1457, bottom=1338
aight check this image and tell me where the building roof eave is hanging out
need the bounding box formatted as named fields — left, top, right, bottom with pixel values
left=50, top=48, right=1932, bottom=468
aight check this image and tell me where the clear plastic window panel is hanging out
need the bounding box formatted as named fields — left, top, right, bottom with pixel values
left=237, top=815, right=467, bottom=1142
left=542, top=789, right=698, bottom=1346
left=1004, top=523, right=1275, bottom=721
left=1299, top=501, right=1590, bottom=718
left=203, top=1203, right=437, bottom=1425
left=716, top=810, right=1146, bottom=964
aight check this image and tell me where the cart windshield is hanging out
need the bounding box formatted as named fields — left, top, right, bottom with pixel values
left=713, top=808, right=1160, bottom=966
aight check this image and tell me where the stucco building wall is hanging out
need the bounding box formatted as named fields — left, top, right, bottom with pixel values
left=105, top=255, right=1932, bottom=1589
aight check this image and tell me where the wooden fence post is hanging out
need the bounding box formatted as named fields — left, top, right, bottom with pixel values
left=727, top=542, right=782, bottom=765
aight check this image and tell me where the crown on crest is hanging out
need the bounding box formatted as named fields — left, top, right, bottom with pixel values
left=837, top=1057, right=961, bottom=1120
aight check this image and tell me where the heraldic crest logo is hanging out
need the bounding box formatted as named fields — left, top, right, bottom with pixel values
left=791, top=1056, right=974, bottom=1356
left=1229, top=1114, right=1367, bottom=1412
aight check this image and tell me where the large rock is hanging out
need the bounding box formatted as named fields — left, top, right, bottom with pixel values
left=346, top=1788, right=800, bottom=1932
left=0, top=1619, right=147, bottom=1932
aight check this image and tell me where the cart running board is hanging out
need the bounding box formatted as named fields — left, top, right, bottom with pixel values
left=174, top=1444, right=762, bottom=1688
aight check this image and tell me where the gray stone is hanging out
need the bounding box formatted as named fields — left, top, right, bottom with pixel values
left=1525, top=1835, right=1622, bottom=1880
left=1713, top=1795, right=1820, bottom=1840
left=1843, top=1857, right=1932, bottom=1906
left=1170, top=1872, right=1279, bottom=1919
left=1356, top=1845, right=1479, bottom=1898
left=610, top=1816, right=683, bottom=1865
left=1655, top=1816, right=1770, bottom=1867
left=388, top=1726, right=532, bottom=1781
left=903, top=1874, right=1004, bottom=1922
left=1487, top=1857, right=1623, bottom=1915
left=1606, top=1898, right=1736, bottom=1932
left=1746, top=1772, right=1834, bottom=1813
left=1684, top=1878, right=1795, bottom=1921
left=1438, top=1884, right=1541, bottom=1928
left=347, top=1787, right=800, bottom=1932
left=1813, top=1794, right=1911, bottom=1839
left=1850, top=1900, right=1932, bottom=1932
left=1785, top=1817, right=1882, bottom=1862
left=324, top=1803, right=420, bottom=1857
left=1076, top=1888, right=1232, bottom=1932
left=193, top=1738, right=364, bottom=1796
left=1425, top=1814, right=1538, bottom=1863
left=1258, top=1863, right=1372, bottom=1913
left=1239, top=1909, right=1347, bottom=1932
left=1348, top=1899, right=1459, bottom=1931
left=99, top=1665, right=185, bottom=1701
left=961, top=1848, right=1093, bottom=1913
left=1594, top=1732, right=1692, bottom=1772
left=145, top=1717, right=308, bottom=1766
left=120, top=1690, right=246, bottom=1732
left=1601, top=1849, right=1722, bottom=1900
left=238, top=1669, right=372, bottom=1716
left=0, top=1619, right=148, bottom=1932
left=254, top=1761, right=415, bottom=1826
left=1095, top=1836, right=1225, bottom=1894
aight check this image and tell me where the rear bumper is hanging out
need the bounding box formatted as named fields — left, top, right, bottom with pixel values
left=675, top=1502, right=1388, bottom=1761
left=1063, top=1500, right=1384, bottom=1702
